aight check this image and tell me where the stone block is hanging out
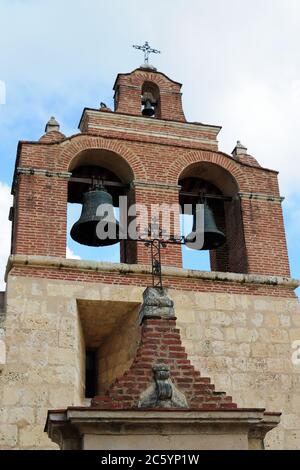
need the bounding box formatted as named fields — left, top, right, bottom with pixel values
left=194, top=293, right=215, bottom=310
left=285, top=430, right=300, bottom=450
left=49, top=387, right=76, bottom=408
left=289, top=329, right=300, bottom=342
left=0, top=424, right=18, bottom=448
left=232, top=373, right=252, bottom=391
left=8, top=407, right=35, bottom=426
left=215, top=294, right=235, bottom=311
left=280, top=314, right=291, bottom=327
left=205, top=327, right=224, bottom=341
left=250, top=312, right=264, bottom=327
left=210, top=311, right=232, bottom=326
left=281, top=413, right=300, bottom=430
left=251, top=343, right=269, bottom=357
left=19, top=425, right=52, bottom=448
left=19, top=387, right=49, bottom=407
left=2, top=386, right=21, bottom=406
left=224, top=327, right=236, bottom=341
left=264, top=313, right=280, bottom=328
left=236, top=328, right=259, bottom=343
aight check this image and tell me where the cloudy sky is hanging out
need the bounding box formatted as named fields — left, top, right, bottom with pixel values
left=0, top=0, right=299, bottom=291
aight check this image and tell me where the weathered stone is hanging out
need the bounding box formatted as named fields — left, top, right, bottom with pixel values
left=211, top=341, right=231, bottom=356
left=213, top=373, right=232, bottom=391
left=215, top=294, right=235, bottom=311
left=194, top=293, right=215, bottom=310
left=2, top=276, right=300, bottom=450
left=236, top=328, right=259, bottom=343
left=139, top=287, right=174, bottom=322
left=224, top=327, right=236, bottom=341
left=184, top=324, right=203, bottom=340
left=205, top=327, right=224, bottom=341
left=138, top=363, right=188, bottom=409
left=0, top=424, right=18, bottom=448
left=289, top=329, right=300, bottom=342
left=264, top=313, right=280, bottom=328
left=253, top=298, right=273, bottom=312
left=19, top=425, right=52, bottom=448
left=251, top=343, right=269, bottom=358
left=232, top=373, right=253, bottom=390
left=250, top=313, right=264, bottom=327
left=0, top=407, right=8, bottom=423
left=8, top=407, right=35, bottom=426
left=291, top=394, right=300, bottom=413
left=210, top=311, right=232, bottom=326
left=285, top=430, right=300, bottom=450
left=2, top=386, right=21, bottom=406
left=48, top=387, right=76, bottom=408
left=176, top=308, right=195, bottom=323
left=280, top=314, right=291, bottom=327
left=267, top=358, right=293, bottom=373
left=259, top=328, right=289, bottom=343
left=281, top=413, right=300, bottom=430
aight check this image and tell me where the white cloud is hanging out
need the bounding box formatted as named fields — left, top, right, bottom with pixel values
left=0, top=183, right=12, bottom=291
left=66, top=247, right=81, bottom=260
left=1, top=0, right=299, bottom=195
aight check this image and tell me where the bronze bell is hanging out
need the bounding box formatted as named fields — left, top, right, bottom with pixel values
left=70, top=187, right=120, bottom=247
left=185, top=200, right=226, bottom=250
left=142, top=98, right=155, bottom=117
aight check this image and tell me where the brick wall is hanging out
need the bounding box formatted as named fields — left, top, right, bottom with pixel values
left=11, top=67, right=291, bottom=277
left=92, top=316, right=237, bottom=411
left=114, top=68, right=186, bottom=122
left=9, top=264, right=297, bottom=298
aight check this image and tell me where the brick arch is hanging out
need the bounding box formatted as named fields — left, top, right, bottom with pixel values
left=135, top=71, right=181, bottom=91
left=57, top=135, right=147, bottom=180
left=167, top=150, right=249, bottom=192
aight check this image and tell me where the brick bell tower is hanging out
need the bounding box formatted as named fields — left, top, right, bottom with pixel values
left=1, top=54, right=300, bottom=450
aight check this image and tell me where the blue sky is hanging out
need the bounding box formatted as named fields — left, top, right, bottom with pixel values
left=0, top=0, right=299, bottom=292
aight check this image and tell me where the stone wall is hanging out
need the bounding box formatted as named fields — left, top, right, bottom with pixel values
left=0, top=275, right=299, bottom=449
left=172, top=290, right=300, bottom=450
left=97, top=310, right=141, bottom=394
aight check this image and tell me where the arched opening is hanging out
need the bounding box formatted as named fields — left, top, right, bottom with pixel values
left=67, top=149, right=134, bottom=264
left=141, top=81, right=161, bottom=118
left=178, top=162, right=247, bottom=273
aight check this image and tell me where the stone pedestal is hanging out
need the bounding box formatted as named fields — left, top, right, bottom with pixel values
left=45, top=408, right=280, bottom=450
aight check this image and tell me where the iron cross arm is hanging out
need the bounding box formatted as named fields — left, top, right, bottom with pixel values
left=133, top=41, right=161, bottom=64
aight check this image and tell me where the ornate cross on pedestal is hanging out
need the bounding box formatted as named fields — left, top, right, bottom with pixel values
left=138, top=217, right=184, bottom=289
left=133, top=41, right=161, bottom=65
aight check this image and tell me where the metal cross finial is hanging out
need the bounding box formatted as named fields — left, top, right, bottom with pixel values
left=133, top=41, right=161, bottom=65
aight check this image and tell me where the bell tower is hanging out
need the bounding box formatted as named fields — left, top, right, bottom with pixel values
left=1, top=56, right=300, bottom=450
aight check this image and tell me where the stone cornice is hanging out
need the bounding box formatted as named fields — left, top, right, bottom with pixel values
left=85, top=122, right=218, bottom=147
left=238, top=191, right=284, bottom=203
left=5, top=255, right=300, bottom=289
left=16, top=167, right=72, bottom=179
left=80, top=108, right=222, bottom=135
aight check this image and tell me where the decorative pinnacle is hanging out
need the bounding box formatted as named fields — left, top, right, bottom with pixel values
left=133, top=41, right=161, bottom=67
left=45, top=116, right=60, bottom=133
left=232, top=140, right=248, bottom=157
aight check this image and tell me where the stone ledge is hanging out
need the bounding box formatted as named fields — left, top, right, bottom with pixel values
left=47, top=407, right=271, bottom=424
left=45, top=408, right=280, bottom=450
left=5, top=255, right=300, bottom=289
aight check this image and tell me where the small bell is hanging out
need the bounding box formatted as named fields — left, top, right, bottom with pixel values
left=185, top=200, right=226, bottom=250
left=70, top=186, right=121, bottom=247
left=142, top=98, right=155, bottom=116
